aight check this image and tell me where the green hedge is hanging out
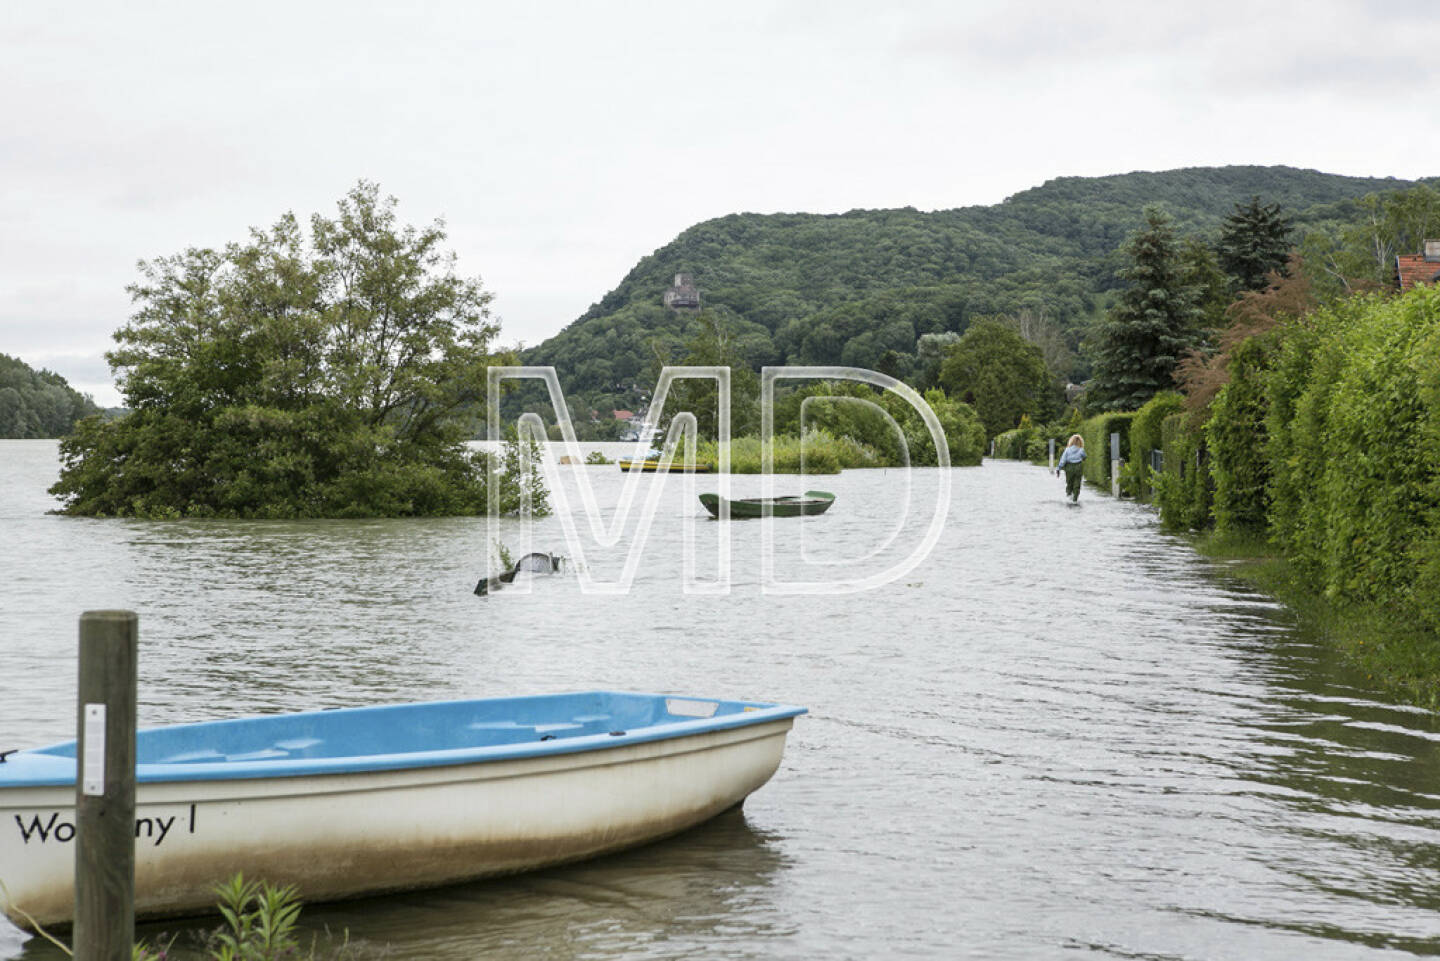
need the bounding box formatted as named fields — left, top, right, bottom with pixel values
left=992, top=427, right=1030, bottom=459
left=1123, top=392, right=1185, bottom=502
left=1079, top=412, right=1136, bottom=491
left=993, top=419, right=1075, bottom=463
left=1264, top=287, right=1440, bottom=625
left=1264, top=302, right=1352, bottom=581
left=1153, top=411, right=1212, bottom=531
left=1209, top=336, right=1275, bottom=536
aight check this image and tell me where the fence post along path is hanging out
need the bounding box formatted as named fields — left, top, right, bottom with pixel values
left=1110, top=432, right=1122, bottom=498
left=74, top=610, right=138, bottom=961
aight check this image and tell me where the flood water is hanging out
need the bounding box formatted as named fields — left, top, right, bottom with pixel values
left=3, top=438, right=1440, bottom=959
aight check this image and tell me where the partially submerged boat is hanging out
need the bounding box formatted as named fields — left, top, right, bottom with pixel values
left=699, top=490, right=836, bottom=519
left=0, top=691, right=804, bottom=928
left=474, top=551, right=565, bottom=595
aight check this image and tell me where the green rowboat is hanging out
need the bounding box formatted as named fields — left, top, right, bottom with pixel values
left=698, top=490, right=836, bottom=519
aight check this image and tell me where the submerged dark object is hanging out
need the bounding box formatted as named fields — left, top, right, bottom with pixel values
left=512, top=552, right=562, bottom=573
left=475, top=553, right=566, bottom=595
left=698, top=491, right=836, bottom=519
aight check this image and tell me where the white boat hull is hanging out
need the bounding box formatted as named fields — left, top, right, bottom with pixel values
left=1, top=718, right=794, bottom=928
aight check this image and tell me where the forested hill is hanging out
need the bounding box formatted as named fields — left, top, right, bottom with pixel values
left=0, top=353, right=102, bottom=438
left=522, top=165, right=1426, bottom=411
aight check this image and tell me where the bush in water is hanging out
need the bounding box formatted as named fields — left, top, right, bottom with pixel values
left=1079, top=411, right=1135, bottom=491
left=1208, top=336, right=1275, bottom=536
left=1264, top=287, right=1440, bottom=623
left=1152, top=411, right=1213, bottom=532
left=1124, top=391, right=1185, bottom=503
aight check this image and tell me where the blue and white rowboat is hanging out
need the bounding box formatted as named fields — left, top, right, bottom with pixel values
left=0, top=691, right=804, bottom=929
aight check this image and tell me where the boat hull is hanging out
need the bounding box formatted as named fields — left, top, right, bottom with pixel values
left=699, top=491, right=835, bottom=519
left=0, top=698, right=799, bottom=928
left=618, top=460, right=712, bottom=473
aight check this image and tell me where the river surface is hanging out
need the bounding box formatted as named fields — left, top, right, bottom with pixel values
left=3, top=439, right=1440, bottom=960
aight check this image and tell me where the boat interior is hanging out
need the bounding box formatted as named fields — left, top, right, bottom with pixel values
left=27, top=692, right=770, bottom=767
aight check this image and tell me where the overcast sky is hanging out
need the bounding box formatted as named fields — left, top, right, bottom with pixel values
left=4, top=1, right=1437, bottom=407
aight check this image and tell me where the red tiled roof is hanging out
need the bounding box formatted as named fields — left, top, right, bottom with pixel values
left=1397, top=254, right=1440, bottom=290
left=612, top=409, right=634, bottom=420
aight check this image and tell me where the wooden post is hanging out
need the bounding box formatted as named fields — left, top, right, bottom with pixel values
left=1048, top=438, right=1055, bottom=470
left=1110, top=432, right=1121, bottom=498
left=74, top=611, right=137, bottom=961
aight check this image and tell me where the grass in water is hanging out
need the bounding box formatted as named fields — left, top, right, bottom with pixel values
left=1194, top=531, right=1440, bottom=711
left=3, top=874, right=383, bottom=960
left=695, top=430, right=881, bottom=474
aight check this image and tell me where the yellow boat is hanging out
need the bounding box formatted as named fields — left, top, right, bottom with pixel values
left=617, top=459, right=713, bottom=473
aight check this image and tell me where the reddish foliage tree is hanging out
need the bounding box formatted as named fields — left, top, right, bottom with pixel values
left=1173, top=252, right=1315, bottom=411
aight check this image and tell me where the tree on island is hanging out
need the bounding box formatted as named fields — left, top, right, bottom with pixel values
left=50, top=183, right=545, bottom=518
left=937, top=318, right=1061, bottom=439
left=1217, top=196, right=1293, bottom=293
left=1087, top=206, right=1204, bottom=411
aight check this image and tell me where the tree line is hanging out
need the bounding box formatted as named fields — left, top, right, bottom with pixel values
left=41, top=172, right=1438, bottom=520
left=0, top=354, right=101, bottom=438
left=518, top=166, right=1432, bottom=425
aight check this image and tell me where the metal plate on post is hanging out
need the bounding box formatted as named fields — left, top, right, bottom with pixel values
left=82, top=703, right=106, bottom=796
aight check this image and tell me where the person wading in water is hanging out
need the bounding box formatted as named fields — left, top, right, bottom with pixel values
left=1055, top=434, right=1086, bottom=503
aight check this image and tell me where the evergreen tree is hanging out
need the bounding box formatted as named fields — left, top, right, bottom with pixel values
left=1217, top=196, right=1293, bottom=292
left=1088, top=206, right=1203, bottom=411
left=1179, top=237, right=1231, bottom=335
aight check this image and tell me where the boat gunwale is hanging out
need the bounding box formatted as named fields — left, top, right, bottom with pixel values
left=617, top=460, right=713, bottom=472
left=0, top=720, right=798, bottom=811
left=2, top=691, right=805, bottom=787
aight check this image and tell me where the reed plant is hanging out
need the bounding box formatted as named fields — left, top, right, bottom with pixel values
left=1, top=875, right=381, bottom=961
left=695, top=430, right=882, bottom=474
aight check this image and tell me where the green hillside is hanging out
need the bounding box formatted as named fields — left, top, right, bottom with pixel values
left=522, top=165, right=1431, bottom=417
left=0, top=353, right=102, bottom=438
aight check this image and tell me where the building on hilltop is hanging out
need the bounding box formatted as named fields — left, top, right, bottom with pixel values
left=662, top=273, right=700, bottom=309
left=1396, top=240, right=1440, bottom=290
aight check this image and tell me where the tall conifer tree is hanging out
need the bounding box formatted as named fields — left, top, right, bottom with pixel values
left=1217, top=196, right=1293, bottom=292
left=1088, top=206, right=1202, bottom=411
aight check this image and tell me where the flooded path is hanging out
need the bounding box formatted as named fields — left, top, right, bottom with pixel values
left=3, top=441, right=1439, bottom=959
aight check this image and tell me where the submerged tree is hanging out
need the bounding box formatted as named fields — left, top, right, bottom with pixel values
left=1087, top=206, right=1203, bottom=411
left=937, top=318, right=1061, bottom=438
left=51, top=182, right=545, bottom=518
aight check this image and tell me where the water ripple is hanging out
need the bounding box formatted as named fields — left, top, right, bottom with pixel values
left=3, top=446, right=1440, bottom=959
